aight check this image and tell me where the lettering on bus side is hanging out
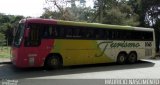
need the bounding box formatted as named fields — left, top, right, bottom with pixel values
left=145, top=42, right=152, bottom=47
left=95, top=41, right=140, bottom=57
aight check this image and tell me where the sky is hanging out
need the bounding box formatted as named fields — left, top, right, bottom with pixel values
left=0, top=0, right=45, bottom=17
left=0, top=0, right=94, bottom=17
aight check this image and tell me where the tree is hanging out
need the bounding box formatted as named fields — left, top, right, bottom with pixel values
left=93, top=0, right=139, bottom=26
left=0, top=14, right=10, bottom=24
left=43, top=0, right=75, bottom=20
left=42, top=0, right=94, bottom=22
left=0, top=33, right=6, bottom=46
left=129, top=0, right=160, bottom=27
left=0, top=13, right=24, bottom=46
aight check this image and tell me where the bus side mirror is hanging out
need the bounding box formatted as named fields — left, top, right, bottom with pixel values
left=25, top=28, right=30, bottom=38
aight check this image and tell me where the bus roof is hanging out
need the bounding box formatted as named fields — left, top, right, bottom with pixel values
left=24, top=18, right=154, bottom=32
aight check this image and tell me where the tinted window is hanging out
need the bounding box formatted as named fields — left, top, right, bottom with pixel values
left=24, top=24, right=153, bottom=41
left=24, top=23, right=54, bottom=47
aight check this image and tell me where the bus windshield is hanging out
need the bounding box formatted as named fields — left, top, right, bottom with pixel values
left=13, top=23, right=25, bottom=47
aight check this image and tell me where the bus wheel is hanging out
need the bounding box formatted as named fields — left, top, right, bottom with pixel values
left=117, top=53, right=126, bottom=64
left=127, top=52, right=137, bottom=64
left=45, top=55, right=61, bottom=69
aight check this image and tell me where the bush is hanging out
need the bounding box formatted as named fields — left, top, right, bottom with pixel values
left=0, top=33, right=6, bottom=46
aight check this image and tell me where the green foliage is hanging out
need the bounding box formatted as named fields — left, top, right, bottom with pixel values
left=42, top=0, right=93, bottom=22
left=103, top=8, right=126, bottom=24
left=93, top=0, right=140, bottom=26
left=129, top=0, right=160, bottom=27
left=0, top=13, right=10, bottom=24
left=103, top=7, right=139, bottom=26
left=42, top=0, right=140, bottom=26
left=0, top=46, right=10, bottom=58
left=0, top=13, right=24, bottom=46
left=0, top=33, right=5, bottom=46
left=0, top=33, right=5, bottom=40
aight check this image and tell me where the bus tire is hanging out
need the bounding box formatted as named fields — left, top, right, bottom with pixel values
left=44, top=55, right=61, bottom=70
left=127, top=52, right=137, bottom=64
left=117, top=53, right=127, bottom=64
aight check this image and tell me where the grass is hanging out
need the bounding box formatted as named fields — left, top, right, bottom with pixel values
left=0, top=46, right=10, bottom=58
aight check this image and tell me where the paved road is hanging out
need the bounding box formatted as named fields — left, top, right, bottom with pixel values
left=1, top=59, right=160, bottom=85
left=0, top=59, right=160, bottom=79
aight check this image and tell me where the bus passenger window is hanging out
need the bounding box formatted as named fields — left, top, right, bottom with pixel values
left=66, top=28, right=72, bottom=38
left=42, top=25, right=53, bottom=38
left=73, top=28, right=81, bottom=38
left=24, top=24, right=41, bottom=47
left=43, top=27, right=49, bottom=38
left=104, top=30, right=109, bottom=40
left=54, top=26, right=65, bottom=38
left=49, top=26, right=53, bottom=36
left=86, top=29, right=94, bottom=39
left=81, top=28, right=87, bottom=39
left=95, top=29, right=104, bottom=40
left=60, top=27, right=65, bottom=38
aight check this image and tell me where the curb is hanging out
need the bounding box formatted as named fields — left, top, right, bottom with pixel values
left=0, top=58, right=11, bottom=64
left=0, top=62, right=12, bottom=64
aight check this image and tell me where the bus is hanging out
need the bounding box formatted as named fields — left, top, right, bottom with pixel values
left=11, top=18, right=156, bottom=68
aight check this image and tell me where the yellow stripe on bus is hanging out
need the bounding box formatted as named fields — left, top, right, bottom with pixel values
left=51, top=39, right=114, bottom=66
